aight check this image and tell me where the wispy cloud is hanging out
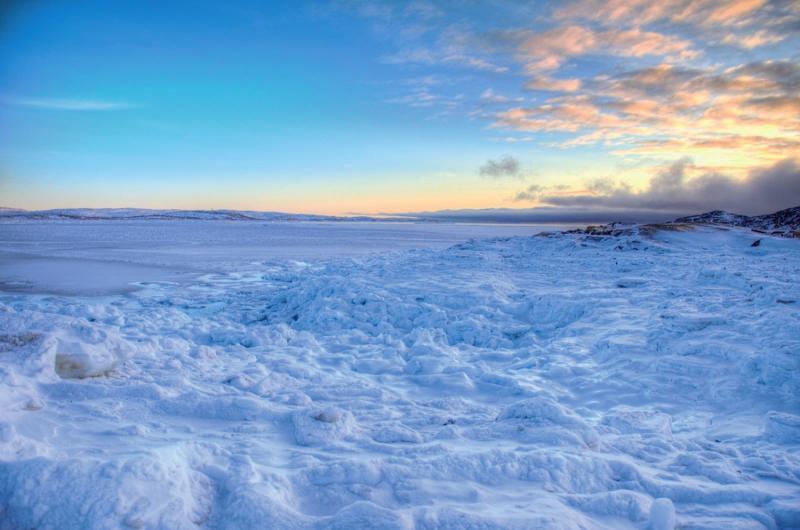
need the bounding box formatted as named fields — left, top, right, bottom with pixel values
left=479, top=88, right=522, bottom=104
left=525, top=76, right=582, bottom=92
left=382, top=47, right=508, bottom=74
left=4, top=97, right=131, bottom=111
left=554, top=0, right=770, bottom=27
left=722, top=29, right=786, bottom=49
left=517, top=25, right=698, bottom=75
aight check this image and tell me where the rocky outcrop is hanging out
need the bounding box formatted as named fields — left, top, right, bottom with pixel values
left=675, top=206, right=800, bottom=237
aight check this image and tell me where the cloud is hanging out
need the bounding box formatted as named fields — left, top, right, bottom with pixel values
left=381, top=48, right=508, bottom=73
left=395, top=206, right=692, bottom=224
left=385, top=88, right=439, bottom=107
left=479, top=155, right=521, bottom=178
left=479, top=88, right=522, bottom=104
left=525, top=76, right=582, bottom=92
left=3, top=97, right=131, bottom=111
left=381, top=26, right=509, bottom=74
left=488, top=136, right=535, bottom=144
left=353, top=0, right=798, bottom=180
left=722, top=29, right=786, bottom=49
left=385, top=85, right=466, bottom=116
left=533, top=158, right=800, bottom=215
left=492, top=60, right=800, bottom=170
left=513, top=184, right=544, bottom=201
left=517, top=25, right=697, bottom=74
left=554, top=0, right=769, bottom=27
left=493, top=98, right=628, bottom=134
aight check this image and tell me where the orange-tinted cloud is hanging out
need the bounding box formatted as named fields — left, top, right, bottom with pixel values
left=555, top=0, right=768, bottom=27
left=494, top=60, right=800, bottom=171
left=517, top=26, right=697, bottom=74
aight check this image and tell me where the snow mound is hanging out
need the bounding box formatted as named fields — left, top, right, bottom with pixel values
left=293, top=407, right=359, bottom=446
left=47, top=324, right=130, bottom=379
left=497, top=397, right=599, bottom=447
left=649, top=498, right=676, bottom=530
left=0, top=447, right=214, bottom=530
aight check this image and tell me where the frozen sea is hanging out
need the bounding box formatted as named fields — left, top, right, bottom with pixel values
left=0, top=220, right=798, bottom=529
left=0, top=221, right=565, bottom=295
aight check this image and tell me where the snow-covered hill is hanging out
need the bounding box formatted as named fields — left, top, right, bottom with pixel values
left=0, top=207, right=389, bottom=222
left=675, top=205, right=800, bottom=237
left=0, top=221, right=798, bottom=529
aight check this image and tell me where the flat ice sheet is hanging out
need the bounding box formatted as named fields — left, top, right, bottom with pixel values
left=0, top=255, right=186, bottom=295
left=0, top=219, right=568, bottom=264
left=0, top=221, right=798, bottom=529
left=0, top=221, right=567, bottom=295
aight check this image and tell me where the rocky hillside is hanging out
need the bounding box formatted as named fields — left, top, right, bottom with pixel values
left=674, top=210, right=751, bottom=226
left=675, top=206, right=800, bottom=237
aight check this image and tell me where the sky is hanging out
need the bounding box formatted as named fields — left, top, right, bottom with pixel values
left=1, top=0, right=799, bottom=217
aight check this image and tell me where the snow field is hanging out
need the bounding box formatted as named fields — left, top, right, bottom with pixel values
left=1, top=224, right=799, bottom=529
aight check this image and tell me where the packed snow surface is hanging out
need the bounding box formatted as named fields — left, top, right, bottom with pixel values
left=0, top=221, right=798, bottom=529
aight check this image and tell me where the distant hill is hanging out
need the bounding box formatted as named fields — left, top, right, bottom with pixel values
left=675, top=206, right=800, bottom=237
left=0, top=208, right=393, bottom=222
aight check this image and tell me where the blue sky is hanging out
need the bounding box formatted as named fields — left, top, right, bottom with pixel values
left=1, top=0, right=798, bottom=215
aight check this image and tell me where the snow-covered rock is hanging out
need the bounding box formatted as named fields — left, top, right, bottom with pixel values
left=649, top=498, right=676, bottom=530
left=293, top=407, right=359, bottom=446
left=675, top=205, right=800, bottom=237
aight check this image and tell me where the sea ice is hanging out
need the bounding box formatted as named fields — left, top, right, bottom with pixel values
left=0, top=221, right=798, bottom=529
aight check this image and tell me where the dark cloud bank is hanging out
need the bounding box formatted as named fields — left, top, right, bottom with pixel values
left=407, top=158, right=800, bottom=224
left=539, top=158, right=800, bottom=216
